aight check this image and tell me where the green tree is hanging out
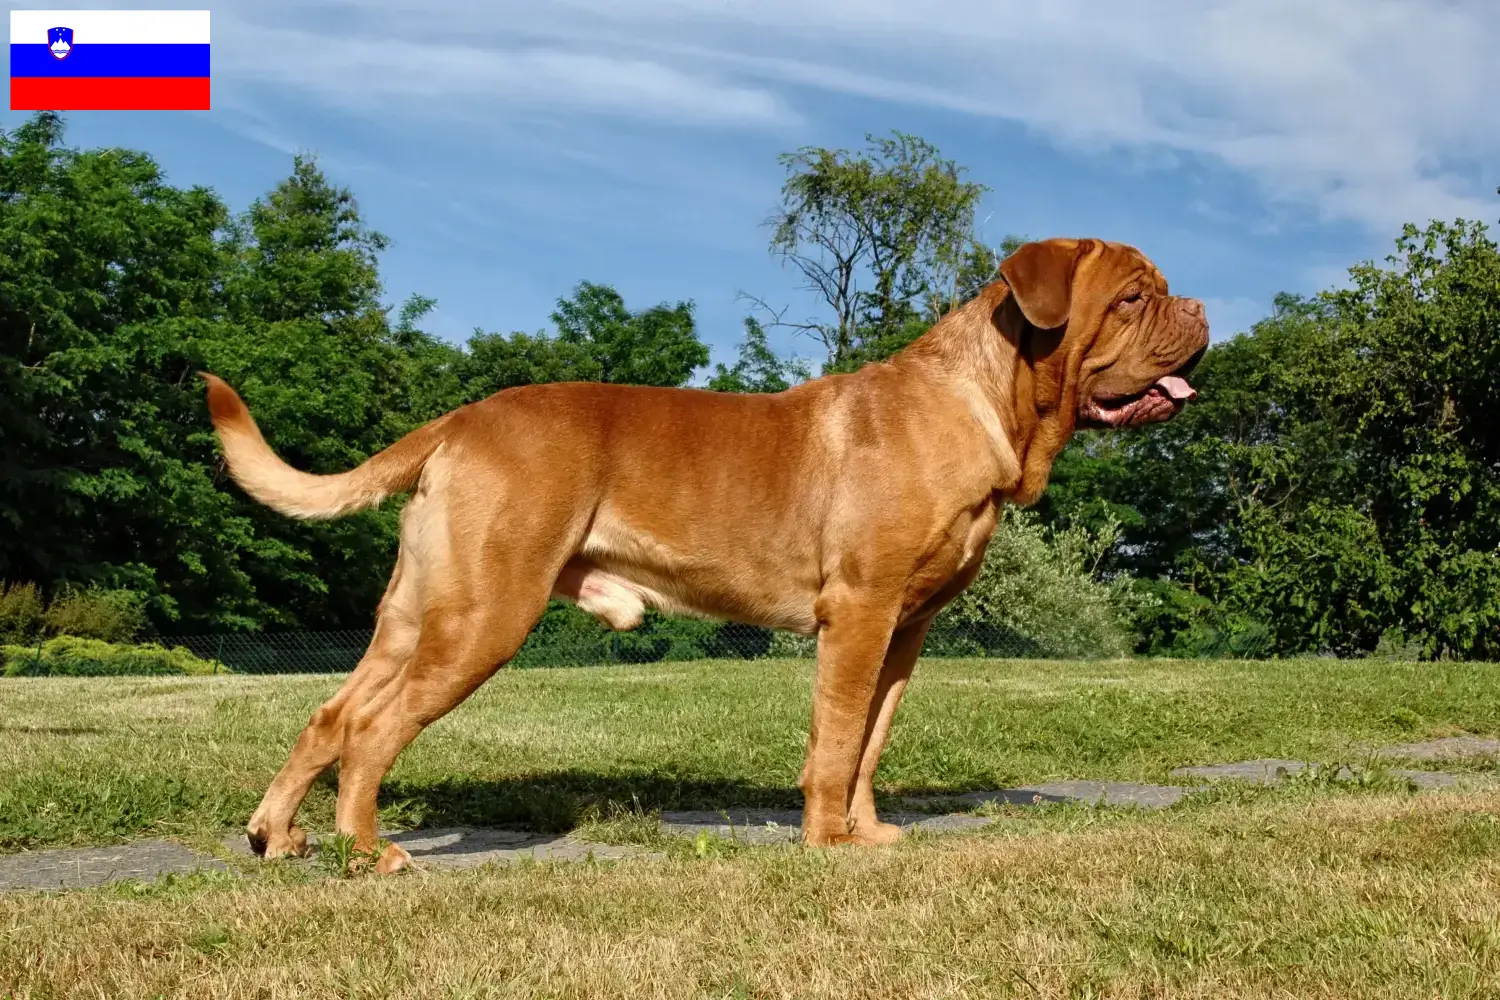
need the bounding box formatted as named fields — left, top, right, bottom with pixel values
left=458, top=329, right=603, bottom=398
left=1046, top=220, right=1500, bottom=660
left=0, top=111, right=248, bottom=626
left=200, top=155, right=462, bottom=630
left=1316, top=220, right=1500, bottom=658
left=549, top=281, right=708, bottom=387
left=707, top=317, right=811, bottom=393
left=0, top=116, right=468, bottom=631
left=455, top=282, right=714, bottom=400
left=762, top=132, right=990, bottom=371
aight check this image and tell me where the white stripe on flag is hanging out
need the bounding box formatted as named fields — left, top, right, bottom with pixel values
left=9, top=9, right=210, bottom=45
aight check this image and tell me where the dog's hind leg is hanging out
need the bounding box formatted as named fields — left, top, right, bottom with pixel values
left=245, top=554, right=420, bottom=859
left=332, top=465, right=580, bottom=873
left=333, top=582, right=553, bottom=873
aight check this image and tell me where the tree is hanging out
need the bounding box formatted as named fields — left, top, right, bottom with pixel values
left=760, top=132, right=990, bottom=371
left=706, top=318, right=811, bottom=393
left=199, top=155, right=472, bottom=630
left=1044, top=221, right=1500, bottom=660
left=0, top=116, right=469, bottom=631
left=454, top=281, right=715, bottom=402
left=458, top=329, right=603, bottom=398
left=0, top=111, right=247, bottom=626
left=1315, top=220, right=1500, bottom=658
left=549, top=281, right=707, bottom=387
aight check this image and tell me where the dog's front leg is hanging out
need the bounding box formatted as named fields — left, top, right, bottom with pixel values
left=799, top=602, right=897, bottom=846
left=845, top=616, right=933, bottom=844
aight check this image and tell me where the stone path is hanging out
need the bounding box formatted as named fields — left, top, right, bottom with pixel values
left=0, top=840, right=228, bottom=892
left=1170, top=759, right=1458, bottom=789
left=220, top=826, right=652, bottom=868
left=4, top=737, right=1496, bottom=893
left=1378, top=736, right=1500, bottom=761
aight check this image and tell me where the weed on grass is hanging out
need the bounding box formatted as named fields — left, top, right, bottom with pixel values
left=571, top=796, right=670, bottom=850
left=315, top=832, right=393, bottom=878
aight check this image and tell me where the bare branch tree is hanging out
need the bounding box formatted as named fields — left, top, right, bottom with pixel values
left=753, top=133, right=989, bottom=371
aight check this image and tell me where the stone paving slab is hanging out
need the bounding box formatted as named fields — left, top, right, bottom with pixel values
left=1376, top=737, right=1500, bottom=761
left=659, top=809, right=804, bottom=843
left=1170, top=758, right=1457, bottom=789
left=657, top=809, right=997, bottom=843
left=907, top=779, right=1190, bottom=811
left=0, top=840, right=227, bottom=892
left=222, top=826, right=653, bottom=867
left=389, top=827, right=651, bottom=867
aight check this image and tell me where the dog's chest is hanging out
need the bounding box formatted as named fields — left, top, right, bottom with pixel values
left=899, top=497, right=999, bottom=621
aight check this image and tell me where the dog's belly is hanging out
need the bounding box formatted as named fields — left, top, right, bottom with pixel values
left=551, top=559, right=820, bottom=635
left=550, top=516, right=821, bottom=635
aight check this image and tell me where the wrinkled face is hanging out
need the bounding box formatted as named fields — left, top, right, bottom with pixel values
left=1000, top=239, right=1210, bottom=430
left=1071, top=247, right=1209, bottom=429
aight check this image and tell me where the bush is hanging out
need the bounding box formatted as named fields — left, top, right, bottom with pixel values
left=512, top=603, right=618, bottom=667
left=0, top=581, right=148, bottom=644
left=2, top=636, right=224, bottom=677
left=42, top=587, right=146, bottom=642
left=928, top=508, right=1144, bottom=659
left=1131, top=578, right=1275, bottom=659
left=766, top=631, right=817, bottom=659
left=512, top=601, right=778, bottom=667
left=0, top=582, right=45, bottom=645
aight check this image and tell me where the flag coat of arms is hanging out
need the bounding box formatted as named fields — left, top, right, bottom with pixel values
left=10, top=9, right=210, bottom=110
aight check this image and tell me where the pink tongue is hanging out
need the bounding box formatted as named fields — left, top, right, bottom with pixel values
left=1155, top=376, right=1196, bottom=401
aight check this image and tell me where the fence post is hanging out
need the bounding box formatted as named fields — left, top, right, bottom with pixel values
left=214, top=635, right=225, bottom=675
left=33, top=635, right=44, bottom=671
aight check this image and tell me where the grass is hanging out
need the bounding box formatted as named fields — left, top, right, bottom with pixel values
left=3, top=792, right=1500, bottom=996
left=3, top=657, right=1498, bottom=853
left=2, top=656, right=1500, bottom=996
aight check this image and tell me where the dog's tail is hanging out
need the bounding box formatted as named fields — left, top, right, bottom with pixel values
left=200, top=372, right=455, bottom=521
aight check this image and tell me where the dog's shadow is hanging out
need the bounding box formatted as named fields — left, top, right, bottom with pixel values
left=371, top=770, right=805, bottom=833
left=360, top=769, right=1035, bottom=834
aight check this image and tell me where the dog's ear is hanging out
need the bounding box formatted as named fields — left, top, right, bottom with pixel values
left=999, top=240, right=1079, bottom=330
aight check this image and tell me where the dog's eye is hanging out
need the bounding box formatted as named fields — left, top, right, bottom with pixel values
left=1121, top=290, right=1144, bottom=305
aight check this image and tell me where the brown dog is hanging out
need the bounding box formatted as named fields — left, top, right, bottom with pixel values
left=203, top=238, right=1208, bottom=872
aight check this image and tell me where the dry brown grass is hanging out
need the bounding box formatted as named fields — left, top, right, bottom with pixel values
left=4, top=790, right=1500, bottom=998
left=5, top=658, right=1500, bottom=996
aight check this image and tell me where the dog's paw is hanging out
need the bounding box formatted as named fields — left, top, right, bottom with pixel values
left=849, top=820, right=904, bottom=846
left=802, top=818, right=903, bottom=848
left=246, top=823, right=310, bottom=859
left=800, top=819, right=856, bottom=848
left=375, top=842, right=413, bottom=875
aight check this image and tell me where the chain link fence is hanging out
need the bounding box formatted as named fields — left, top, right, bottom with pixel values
left=164, top=611, right=1052, bottom=675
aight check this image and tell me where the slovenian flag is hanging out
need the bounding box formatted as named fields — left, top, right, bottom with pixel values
left=10, top=9, right=210, bottom=111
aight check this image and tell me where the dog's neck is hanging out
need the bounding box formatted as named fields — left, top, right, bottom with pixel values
left=893, top=281, right=1070, bottom=504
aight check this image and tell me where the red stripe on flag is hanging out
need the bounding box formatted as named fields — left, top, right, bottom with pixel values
left=10, top=76, right=210, bottom=111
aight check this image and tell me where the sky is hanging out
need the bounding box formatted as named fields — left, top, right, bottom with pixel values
left=6, top=0, right=1499, bottom=376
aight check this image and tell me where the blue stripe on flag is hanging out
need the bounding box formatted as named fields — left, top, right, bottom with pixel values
left=9, top=43, right=210, bottom=78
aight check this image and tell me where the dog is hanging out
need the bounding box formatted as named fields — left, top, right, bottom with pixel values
left=202, top=237, right=1209, bottom=872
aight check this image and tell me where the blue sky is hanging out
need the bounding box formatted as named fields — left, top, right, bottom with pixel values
left=6, top=0, right=1498, bottom=376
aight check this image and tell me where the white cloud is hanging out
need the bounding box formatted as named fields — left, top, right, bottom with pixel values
left=201, top=0, right=1497, bottom=235
left=212, top=16, right=796, bottom=129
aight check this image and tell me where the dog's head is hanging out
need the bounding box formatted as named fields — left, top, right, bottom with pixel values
left=999, top=238, right=1209, bottom=432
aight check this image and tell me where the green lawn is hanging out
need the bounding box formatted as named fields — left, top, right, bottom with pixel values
left=3, top=657, right=1498, bottom=853
left=3, top=657, right=1500, bottom=997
